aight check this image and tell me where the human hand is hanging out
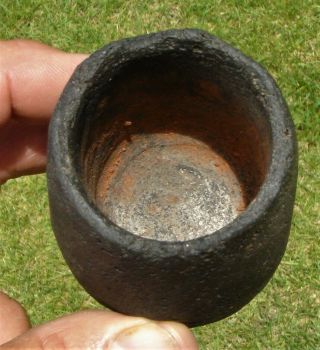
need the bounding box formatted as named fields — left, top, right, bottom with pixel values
left=0, top=40, right=198, bottom=349
left=0, top=291, right=197, bottom=349
left=0, top=39, right=86, bottom=184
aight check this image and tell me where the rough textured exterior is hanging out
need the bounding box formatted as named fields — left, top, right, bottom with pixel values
left=47, top=29, right=298, bottom=327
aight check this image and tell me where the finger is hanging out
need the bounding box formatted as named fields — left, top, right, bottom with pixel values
left=0, top=119, right=47, bottom=184
left=1, top=310, right=198, bottom=349
left=0, top=292, right=30, bottom=345
left=0, top=39, right=87, bottom=122
left=0, top=69, right=11, bottom=126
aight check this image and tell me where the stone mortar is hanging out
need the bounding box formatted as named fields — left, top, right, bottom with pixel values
left=47, top=29, right=298, bottom=326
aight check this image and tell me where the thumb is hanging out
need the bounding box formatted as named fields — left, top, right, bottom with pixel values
left=1, top=310, right=198, bottom=349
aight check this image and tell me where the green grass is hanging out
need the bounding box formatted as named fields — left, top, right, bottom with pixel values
left=0, top=1, right=319, bottom=348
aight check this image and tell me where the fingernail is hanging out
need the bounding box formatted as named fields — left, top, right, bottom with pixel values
left=109, top=322, right=180, bottom=349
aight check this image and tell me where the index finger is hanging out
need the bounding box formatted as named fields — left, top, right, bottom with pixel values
left=0, top=40, right=87, bottom=124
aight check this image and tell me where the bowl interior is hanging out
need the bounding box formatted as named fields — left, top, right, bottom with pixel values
left=79, top=52, right=272, bottom=241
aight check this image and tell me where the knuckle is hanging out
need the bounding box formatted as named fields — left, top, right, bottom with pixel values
left=41, top=332, right=68, bottom=350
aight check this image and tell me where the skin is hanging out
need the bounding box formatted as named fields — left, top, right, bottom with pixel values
left=0, top=40, right=198, bottom=349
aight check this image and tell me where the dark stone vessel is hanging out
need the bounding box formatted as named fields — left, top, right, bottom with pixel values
left=47, top=29, right=298, bottom=327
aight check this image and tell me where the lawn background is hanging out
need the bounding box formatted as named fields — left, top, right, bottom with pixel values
left=0, top=1, right=319, bottom=349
